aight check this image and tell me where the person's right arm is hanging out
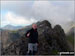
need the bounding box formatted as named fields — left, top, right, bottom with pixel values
left=25, top=30, right=30, bottom=37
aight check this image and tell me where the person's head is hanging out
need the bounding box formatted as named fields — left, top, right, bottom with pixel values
left=32, top=23, right=37, bottom=29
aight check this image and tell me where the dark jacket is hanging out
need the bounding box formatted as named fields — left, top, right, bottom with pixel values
left=25, top=28, right=38, bottom=43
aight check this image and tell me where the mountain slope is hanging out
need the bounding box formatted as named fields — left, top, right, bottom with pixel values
left=66, top=27, right=74, bottom=48
left=1, top=20, right=74, bottom=55
left=2, top=25, right=23, bottom=30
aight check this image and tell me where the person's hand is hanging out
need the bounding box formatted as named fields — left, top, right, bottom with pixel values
left=27, top=32, right=30, bottom=37
left=36, top=43, right=39, bottom=46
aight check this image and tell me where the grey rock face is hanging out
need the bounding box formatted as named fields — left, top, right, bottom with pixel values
left=1, top=20, right=73, bottom=55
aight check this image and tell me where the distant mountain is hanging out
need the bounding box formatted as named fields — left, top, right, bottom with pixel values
left=1, top=20, right=74, bottom=55
left=2, top=25, right=23, bottom=30
left=0, top=28, right=2, bottom=30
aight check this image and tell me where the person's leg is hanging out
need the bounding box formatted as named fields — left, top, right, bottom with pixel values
left=33, top=43, right=38, bottom=55
left=27, top=43, right=33, bottom=55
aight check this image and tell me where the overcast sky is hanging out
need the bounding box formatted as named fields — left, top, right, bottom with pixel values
left=1, top=0, right=74, bottom=32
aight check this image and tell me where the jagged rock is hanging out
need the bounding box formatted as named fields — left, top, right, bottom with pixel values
left=1, top=20, right=73, bottom=55
left=53, top=25, right=72, bottom=51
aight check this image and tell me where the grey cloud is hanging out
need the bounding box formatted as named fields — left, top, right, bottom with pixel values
left=1, top=1, right=74, bottom=32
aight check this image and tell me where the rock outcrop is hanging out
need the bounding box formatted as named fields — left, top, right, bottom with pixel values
left=1, top=20, right=73, bottom=55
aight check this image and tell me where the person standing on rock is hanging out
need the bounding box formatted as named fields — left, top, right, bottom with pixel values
left=25, top=23, right=38, bottom=55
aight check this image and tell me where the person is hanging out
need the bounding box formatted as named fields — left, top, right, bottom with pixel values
left=25, top=23, right=38, bottom=55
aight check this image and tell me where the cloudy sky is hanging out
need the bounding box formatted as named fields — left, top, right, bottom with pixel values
left=1, top=0, right=74, bottom=32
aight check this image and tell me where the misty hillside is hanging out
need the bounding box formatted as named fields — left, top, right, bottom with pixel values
left=1, top=27, right=31, bottom=49
left=66, top=27, right=74, bottom=36
left=66, top=27, right=74, bottom=48
left=1, top=25, right=23, bottom=30
left=1, top=20, right=74, bottom=55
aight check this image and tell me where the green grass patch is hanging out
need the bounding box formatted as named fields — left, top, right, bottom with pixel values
left=51, top=49, right=58, bottom=55
left=11, top=30, right=17, bottom=33
left=67, top=35, right=74, bottom=46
